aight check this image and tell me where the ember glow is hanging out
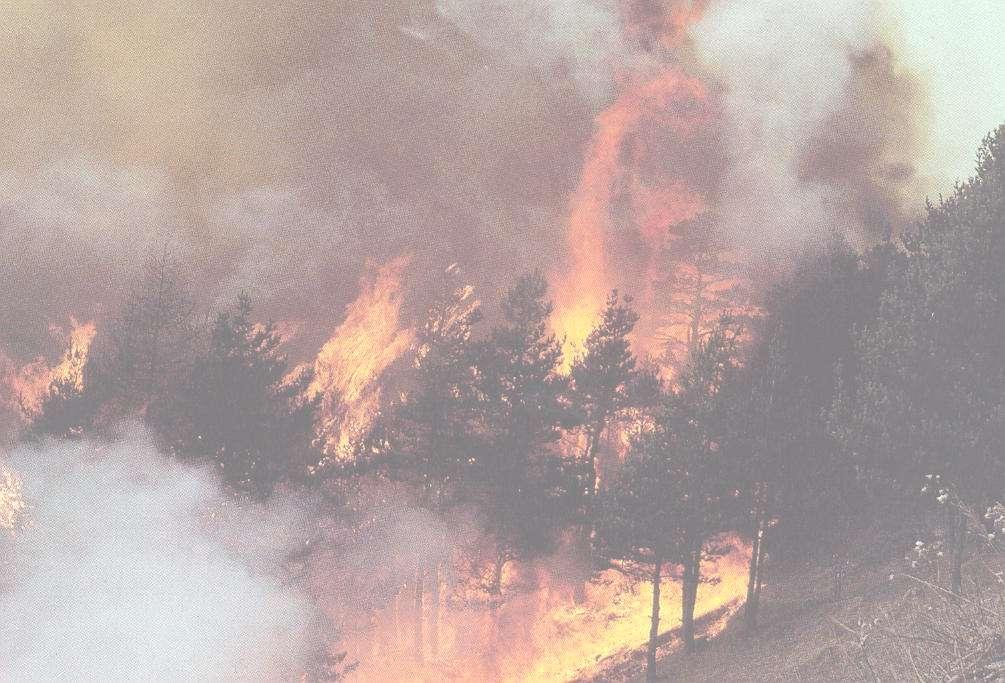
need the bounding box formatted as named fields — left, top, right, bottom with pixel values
left=334, top=534, right=750, bottom=682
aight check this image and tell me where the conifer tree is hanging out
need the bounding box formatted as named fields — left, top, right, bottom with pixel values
left=471, top=272, right=571, bottom=589
left=85, top=253, right=198, bottom=425
left=836, top=127, right=1005, bottom=595
left=165, top=293, right=320, bottom=499
left=569, top=290, right=639, bottom=498
left=370, top=265, right=482, bottom=660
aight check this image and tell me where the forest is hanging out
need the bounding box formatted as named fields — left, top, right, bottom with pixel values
left=3, top=126, right=1001, bottom=681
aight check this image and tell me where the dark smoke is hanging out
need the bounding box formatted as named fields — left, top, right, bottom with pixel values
left=798, top=44, right=927, bottom=240
left=1, top=0, right=930, bottom=367
left=0, top=1, right=591, bottom=362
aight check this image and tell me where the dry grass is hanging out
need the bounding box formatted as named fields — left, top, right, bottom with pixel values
left=597, top=539, right=1005, bottom=681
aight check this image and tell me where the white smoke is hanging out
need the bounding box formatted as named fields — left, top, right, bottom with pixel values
left=0, top=426, right=332, bottom=681
left=691, top=0, right=928, bottom=261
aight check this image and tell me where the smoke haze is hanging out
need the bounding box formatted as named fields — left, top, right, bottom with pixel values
left=0, top=0, right=949, bottom=370
left=0, top=427, right=329, bottom=680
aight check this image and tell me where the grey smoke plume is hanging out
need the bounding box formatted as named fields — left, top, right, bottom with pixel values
left=0, top=427, right=331, bottom=681
left=0, top=0, right=591, bottom=360
left=691, top=0, right=929, bottom=266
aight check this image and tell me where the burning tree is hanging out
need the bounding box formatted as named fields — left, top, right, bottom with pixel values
left=368, top=265, right=482, bottom=660
left=596, top=318, right=742, bottom=680
left=654, top=216, right=750, bottom=371
left=569, top=290, right=640, bottom=498
left=565, top=291, right=644, bottom=599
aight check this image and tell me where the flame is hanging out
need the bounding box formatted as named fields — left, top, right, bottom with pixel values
left=307, top=256, right=415, bottom=456
left=513, top=536, right=751, bottom=682
left=0, top=463, right=26, bottom=535
left=337, top=533, right=750, bottom=681
left=1, top=317, right=96, bottom=419
left=551, top=59, right=712, bottom=369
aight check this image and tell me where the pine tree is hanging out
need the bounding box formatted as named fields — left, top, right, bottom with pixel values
left=28, top=376, right=90, bottom=440
left=370, top=265, right=482, bottom=660
left=594, top=429, right=679, bottom=681
left=85, top=253, right=198, bottom=426
left=836, top=127, right=1005, bottom=595
left=471, top=272, right=571, bottom=588
left=569, top=290, right=639, bottom=497
left=164, top=293, right=321, bottom=499
left=597, top=318, right=741, bottom=678
left=666, top=319, right=744, bottom=650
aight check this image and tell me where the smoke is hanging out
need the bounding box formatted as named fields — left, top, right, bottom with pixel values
left=691, top=0, right=929, bottom=267
left=0, top=0, right=592, bottom=360
left=0, top=427, right=332, bottom=680
left=437, top=0, right=627, bottom=106
left=0, top=0, right=934, bottom=371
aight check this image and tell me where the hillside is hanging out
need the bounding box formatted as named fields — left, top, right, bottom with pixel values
left=587, top=533, right=1005, bottom=681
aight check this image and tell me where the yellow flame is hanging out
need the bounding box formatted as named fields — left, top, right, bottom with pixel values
left=308, top=256, right=415, bottom=456
left=340, top=534, right=750, bottom=681
left=1, top=317, right=96, bottom=419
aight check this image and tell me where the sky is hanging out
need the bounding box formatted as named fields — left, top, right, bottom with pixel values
left=891, top=0, right=1005, bottom=187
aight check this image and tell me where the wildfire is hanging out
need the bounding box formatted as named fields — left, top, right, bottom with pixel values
left=307, top=257, right=415, bottom=457
left=1, top=317, right=96, bottom=419
left=338, top=534, right=751, bottom=682
left=550, top=58, right=713, bottom=369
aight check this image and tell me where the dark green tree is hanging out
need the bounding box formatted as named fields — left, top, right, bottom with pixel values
left=596, top=319, right=741, bottom=678
left=28, top=376, right=90, bottom=440
left=369, top=266, right=482, bottom=660
left=569, top=290, right=639, bottom=498
left=665, top=319, right=744, bottom=651
left=471, top=272, right=572, bottom=591
left=164, top=293, right=321, bottom=499
left=84, top=253, right=198, bottom=426
left=724, top=235, right=896, bottom=629
left=835, top=126, right=1005, bottom=595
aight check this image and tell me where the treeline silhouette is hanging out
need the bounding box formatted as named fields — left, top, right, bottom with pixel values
left=27, top=126, right=1004, bottom=679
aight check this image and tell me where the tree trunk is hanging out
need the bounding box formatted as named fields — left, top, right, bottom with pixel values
left=414, top=565, right=424, bottom=662
left=492, top=552, right=506, bottom=596
left=681, top=545, right=702, bottom=652
left=646, top=555, right=663, bottom=681
left=582, top=421, right=603, bottom=495
left=745, top=498, right=766, bottom=630
left=430, top=562, right=440, bottom=658
left=573, top=424, right=603, bottom=605
left=951, top=507, right=966, bottom=598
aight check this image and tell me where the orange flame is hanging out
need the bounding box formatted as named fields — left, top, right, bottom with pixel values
left=1, top=317, right=96, bottom=419
left=338, top=533, right=750, bottom=681
left=551, top=66, right=711, bottom=369
left=307, top=256, right=415, bottom=456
